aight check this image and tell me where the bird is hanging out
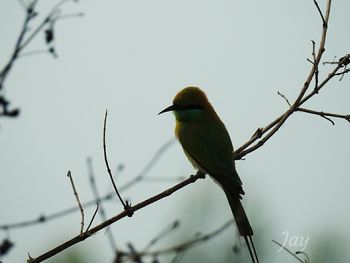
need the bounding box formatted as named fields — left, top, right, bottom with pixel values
left=158, top=86, right=258, bottom=262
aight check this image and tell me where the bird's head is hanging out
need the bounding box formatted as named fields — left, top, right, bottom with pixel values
left=158, top=86, right=212, bottom=122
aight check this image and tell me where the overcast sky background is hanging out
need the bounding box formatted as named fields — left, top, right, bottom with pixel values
left=1, top=0, right=350, bottom=262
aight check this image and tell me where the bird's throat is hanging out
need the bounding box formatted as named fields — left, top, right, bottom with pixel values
left=173, top=109, right=203, bottom=122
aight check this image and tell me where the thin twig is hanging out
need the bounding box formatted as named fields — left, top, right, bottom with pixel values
left=277, top=91, right=291, bottom=107
left=334, top=68, right=350, bottom=76
left=126, top=220, right=234, bottom=260
left=87, top=158, right=118, bottom=252
left=271, top=239, right=304, bottom=263
left=85, top=203, right=99, bottom=234
left=143, top=220, right=180, bottom=251
left=299, top=53, right=349, bottom=105
left=67, top=171, right=84, bottom=235
left=18, top=49, right=51, bottom=57
left=311, top=40, right=319, bottom=92
left=295, top=251, right=310, bottom=263
left=119, top=139, right=175, bottom=192
left=171, top=250, right=186, bottom=263
left=313, top=0, right=326, bottom=26
left=334, top=67, right=350, bottom=81
left=103, top=110, right=129, bottom=212
left=296, top=107, right=350, bottom=124
left=127, top=243, right=143, bottom=263
left=0, top=192, right=114, bottom=231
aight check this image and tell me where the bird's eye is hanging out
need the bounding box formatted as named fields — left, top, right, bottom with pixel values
left=181, top=104, right=203, bottom=111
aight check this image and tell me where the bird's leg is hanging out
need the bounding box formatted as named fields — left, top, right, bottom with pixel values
left=244, top=235, right=259, bottom=263
left=196, top=170, right=206, bottom=179
left=249, top=236, right=259, bottom=263
left=244, top=236, right=255, bottom=263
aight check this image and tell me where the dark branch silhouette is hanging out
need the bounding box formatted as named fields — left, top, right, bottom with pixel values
left=103, top=110, right=131, bottom=212
left=0, top=0, right=81, bottom=118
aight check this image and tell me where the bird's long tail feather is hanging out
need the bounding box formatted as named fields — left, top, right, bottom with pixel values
left=224, top=187, right=259, bottom=263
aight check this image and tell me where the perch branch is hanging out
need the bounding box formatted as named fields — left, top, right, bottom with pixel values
left=27, top=172, right=206, bottom=263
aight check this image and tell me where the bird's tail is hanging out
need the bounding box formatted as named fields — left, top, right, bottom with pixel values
left=224, top=187, right=259, bottom=263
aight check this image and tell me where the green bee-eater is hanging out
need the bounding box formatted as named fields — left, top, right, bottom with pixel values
left=159, top=86, right=258, bottom=262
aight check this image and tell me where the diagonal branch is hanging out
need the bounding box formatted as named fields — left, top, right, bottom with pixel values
left=27, top=173, right=206, bottom=263
left=123, top=220, right=234, bottom=261
left=271, top=239, right=305, bottom=263
left=235, top=0, right=334, bottom=160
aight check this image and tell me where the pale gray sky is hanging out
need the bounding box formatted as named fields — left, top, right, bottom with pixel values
left=1, top=0, right=350, bottom=262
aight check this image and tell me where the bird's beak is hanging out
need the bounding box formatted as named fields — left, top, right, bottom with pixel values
left=158, top=104, right=177, bottom=115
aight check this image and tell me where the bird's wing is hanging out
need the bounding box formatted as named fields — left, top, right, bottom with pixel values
left=178, top=121, right=243, bottom=189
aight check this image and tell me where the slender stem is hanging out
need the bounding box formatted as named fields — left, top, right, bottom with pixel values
left=67, top=171, right=84, bottom=235
left=271, top=240, right=304, bottom=263
left=103, top=110, right=127, bottom=208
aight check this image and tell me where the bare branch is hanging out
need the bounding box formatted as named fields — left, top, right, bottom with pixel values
left=299, top=53, right=349, bottom=104
left=311, top=40, right=319, bottom=92
left=103, top=110, right=131, bottom=213
left=84, top=203, right=99, bottom=234
left=277, top=91, right=291, bottom=107
left=67, top=171, right=84, bottom=235
left=313, top=0, right=326, bottom=26
left=296, top=107, right=350, bottom=124
left=26, top=173, right=206, bottom=263
left=143, top=220, right=180, bottom=251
